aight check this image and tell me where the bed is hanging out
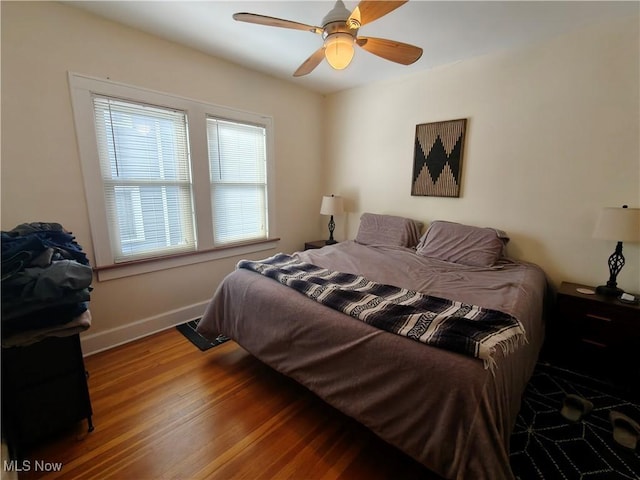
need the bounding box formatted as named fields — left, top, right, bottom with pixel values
left=197, top=215, right=548, bottom=480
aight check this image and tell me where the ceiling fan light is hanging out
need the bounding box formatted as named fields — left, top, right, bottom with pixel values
left=324, top=33, right=355, bottom=70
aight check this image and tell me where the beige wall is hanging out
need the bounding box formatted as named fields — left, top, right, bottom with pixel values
left=325, top=15, right=640, bottom=293
left=2, top=3, right=639, bottom=354
left=1, top=2, right=325, bottom=352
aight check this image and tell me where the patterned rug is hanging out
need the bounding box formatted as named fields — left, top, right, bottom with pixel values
left=510, top=362, right=640, bottom=479
left=176, top=319, right=230, bottom=351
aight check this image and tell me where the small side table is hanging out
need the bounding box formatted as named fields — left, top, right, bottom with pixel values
left=1, top=334, right=94, bottom=458
left=304, top=240, right=335, bottom=250
left=548, top=281, right=640, bottom=394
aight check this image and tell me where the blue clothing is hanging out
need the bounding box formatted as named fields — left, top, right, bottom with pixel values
left=2, top=301, right=89, bottom=336
left=3, top=260, right=93, bottom=301
left=1, top=223, right=93, bottom=336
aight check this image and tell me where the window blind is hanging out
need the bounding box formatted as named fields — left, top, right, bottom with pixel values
left=207, top=118, right=268, bottom=245
left=93, top=96, right=196, bottom=261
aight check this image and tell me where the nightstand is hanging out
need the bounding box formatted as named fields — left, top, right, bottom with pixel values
left=1, top=334, right=94, bottom=457
left=304, top=240, right=333, bottom=250
left=549, top=281, right=640, bottom=394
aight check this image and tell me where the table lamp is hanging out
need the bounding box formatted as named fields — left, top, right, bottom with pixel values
left=592, top=205, right=640, bottom=296
left=320, top=195, right=344, bottom=245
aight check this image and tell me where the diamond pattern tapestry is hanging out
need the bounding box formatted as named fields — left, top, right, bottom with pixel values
left=412, top=118, right=467, bottom=197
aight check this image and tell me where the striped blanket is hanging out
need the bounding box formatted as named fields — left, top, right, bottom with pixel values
left=238, top=254, right=527, bottom=370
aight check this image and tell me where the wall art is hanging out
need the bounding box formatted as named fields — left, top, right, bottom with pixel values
left=411, top=118, right=467, bottom=197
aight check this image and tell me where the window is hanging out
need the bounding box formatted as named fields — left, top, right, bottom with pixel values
left=207, top=118, right=268, bottom=244
left=69, top=73, right=277, bottom=280
left=93, top=97, right=196, bottom=262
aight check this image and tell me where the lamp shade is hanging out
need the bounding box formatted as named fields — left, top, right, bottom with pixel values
left=320, top=195, right=344, bottom=216
left=593, top=207, right=640, bottom=242
left=324, top=33, right=355, bottom=70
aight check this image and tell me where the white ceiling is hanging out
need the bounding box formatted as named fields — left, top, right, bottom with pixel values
left=67, top=1, right=638, bottom=94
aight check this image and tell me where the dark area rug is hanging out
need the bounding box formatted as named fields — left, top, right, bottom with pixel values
left=176, top=319, right=230, bottom=351
left=510, top=362, right=640, bottom=479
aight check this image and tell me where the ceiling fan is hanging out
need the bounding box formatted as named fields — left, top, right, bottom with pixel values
left=233, top=0, right=423, bottom=77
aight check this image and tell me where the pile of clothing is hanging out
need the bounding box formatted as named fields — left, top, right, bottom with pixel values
left=1, top=222, right=93, bottom=347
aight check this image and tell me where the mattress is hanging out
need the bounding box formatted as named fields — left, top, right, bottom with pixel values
left=197, top=241, right=548, bottom=479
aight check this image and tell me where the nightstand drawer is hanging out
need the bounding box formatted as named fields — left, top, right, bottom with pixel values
left=564, top=300, right=638, bottom=323
left=560, top=308, right=618, bottom=346
left=2, top=335, right=83, bottom=390
left=550, top=282, right=640, bottom=393
left=557, top=295, right=639, bottom=345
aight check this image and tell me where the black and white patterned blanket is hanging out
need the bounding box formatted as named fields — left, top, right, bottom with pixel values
left=238, top=253, right=527, bottom=370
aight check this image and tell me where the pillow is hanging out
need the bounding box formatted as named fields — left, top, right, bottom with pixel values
left=416, top=220, right=509, bottom=267
left=355, top=213, right=423, bottom=248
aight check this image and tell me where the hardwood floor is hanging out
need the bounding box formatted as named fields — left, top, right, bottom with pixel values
left=19, top=329, right=439, bottom=480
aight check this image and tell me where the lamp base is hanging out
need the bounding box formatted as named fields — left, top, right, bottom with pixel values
left=595, top=284, right=623, bottom=297
left=325, top=239, right=337, bottom=245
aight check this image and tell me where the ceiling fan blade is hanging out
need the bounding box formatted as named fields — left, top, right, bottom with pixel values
left=348, top=1, right=407, bottom=28
left=356, top=36, right=422, bottom=65
left=233, top=13, right=322, bottom=34
left=293, top=47, right=326, bottom=77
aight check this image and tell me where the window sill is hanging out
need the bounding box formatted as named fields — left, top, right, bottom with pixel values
left=94, top=238, right=280, bottom=281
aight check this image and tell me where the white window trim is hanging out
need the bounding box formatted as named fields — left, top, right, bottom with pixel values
left=68, top=72, right=278, bottom=281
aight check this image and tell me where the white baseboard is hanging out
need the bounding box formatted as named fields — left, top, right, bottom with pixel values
left=80, top=300, right=210, bottom=356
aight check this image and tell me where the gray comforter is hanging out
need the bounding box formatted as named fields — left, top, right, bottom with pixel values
left=197, top=241, right=548, bottom=479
